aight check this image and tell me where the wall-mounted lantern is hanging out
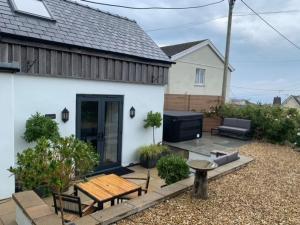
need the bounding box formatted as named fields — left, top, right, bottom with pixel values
left=129, top=107, right=135, bottom=119
left=61, top=108, right=69, bottom=123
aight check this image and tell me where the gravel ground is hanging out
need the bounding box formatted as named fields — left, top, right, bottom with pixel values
left=118, top=142, right=300, bottom=225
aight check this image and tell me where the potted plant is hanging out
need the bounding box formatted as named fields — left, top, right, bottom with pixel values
left=144, top=111, right=162, bottom=144
left=139, top=144, right=170, bottom=168
left=24, top=112, right=60, bottom=143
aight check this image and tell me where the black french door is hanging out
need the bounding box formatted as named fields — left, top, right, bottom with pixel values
left=76, top=95, right=123, bottom=172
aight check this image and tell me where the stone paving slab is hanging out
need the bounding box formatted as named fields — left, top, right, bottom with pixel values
left=91, top=203, right=137, bottom=225
left=126, top=192, right=164, bottom=212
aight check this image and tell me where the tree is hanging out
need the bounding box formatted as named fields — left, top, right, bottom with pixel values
left=144, top=111, right=162, bottom=144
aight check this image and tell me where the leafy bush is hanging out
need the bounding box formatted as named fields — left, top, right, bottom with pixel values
left=24, top=113, right=60, bottom=142
left=144, top=111, right=162, bottom=144
left=9, top=135, right=99, bottom=194
left=157, top=154, right=190, bottom=185
left=219, top=104, right=300, bottom=144
left=139, top=144, right=169, bottom=161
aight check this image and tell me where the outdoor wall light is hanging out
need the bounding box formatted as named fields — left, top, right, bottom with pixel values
left=130, top=107, right=135, bottom=119
left=61, top=108, right=69, bottom=123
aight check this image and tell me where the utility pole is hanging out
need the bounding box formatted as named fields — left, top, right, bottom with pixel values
left=222, top=0, right=236, bottom=102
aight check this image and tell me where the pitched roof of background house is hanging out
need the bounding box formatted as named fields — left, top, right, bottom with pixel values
left=160, top=40, right=207, bottom=57
left=0, top=0, right=170, bottom=62
left=282, top=95, right=300, bottom=106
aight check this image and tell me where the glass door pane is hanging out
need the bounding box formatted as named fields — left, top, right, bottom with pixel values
left=79, top=101, right=99, bottom=154
left=102, top=101, right=120, bottom=166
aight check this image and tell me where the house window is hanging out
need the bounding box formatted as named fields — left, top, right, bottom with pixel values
left=10, top=0, right=53, bottom=19
left=195, top=68, right=205, bottom=86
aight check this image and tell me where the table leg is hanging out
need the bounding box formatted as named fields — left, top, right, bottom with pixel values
left=98, top=202, right=104, bottom=210
left=74, top=186, right=78, bottom=196
left=111, top=199, right=115, bottom=206
left=138, top=188, right=142, bottom=196
left=192, top=170, right=208, bottom=199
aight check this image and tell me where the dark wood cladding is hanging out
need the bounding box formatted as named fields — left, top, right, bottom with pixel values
left=0, top=41, right=169, bottom=85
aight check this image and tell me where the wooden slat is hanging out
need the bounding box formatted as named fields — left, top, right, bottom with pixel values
left=33, top=48, right=39, bottom=74
left=99, top=57, right=107, bottom=80
left=128, top=62, right=136, bottom=82
left=46, top=49, right=51, bottom=74
left=135, top=63, right=142, bottom=82
left=141, top=64, right=147, bottom=83
left=20, top=46, right=27, bottom=72
left=76, top=182, right=112, bottom=202
left=114, top=60, right=122, bottom=80
left=121, top=61, right=129, bottom=81
left=26, top=47, right=34, bottom=74
left=91, top=56, right=98, bottom=79
left=107, top=58, right=115, bottom=79
left=8, top=44, right=13, bottom=63
left=50, top=50, right=57, bottom=75
left=93, top=174, right=140, bottom=194
left=0, top=43, right=8, bottom=62
left=12, top=44, right=21, bottom=62
left=39, top=48, right=47, bottom=75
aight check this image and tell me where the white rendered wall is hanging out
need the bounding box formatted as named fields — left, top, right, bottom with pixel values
left=0, top=73, right=15, bottom=200
left=13, top=74, right=165, bottom=167
left=166, top=45, right=232, bottom=101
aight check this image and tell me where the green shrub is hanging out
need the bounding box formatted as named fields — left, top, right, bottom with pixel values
left=139, top=144, right=169, bottom=161
left=219, top=104, right=300, bottom=144
left=9, top=135, right=99, bottom=194
left=157, top=154, right=190, bottom=185
left=24, top=113, right=60, bottom=142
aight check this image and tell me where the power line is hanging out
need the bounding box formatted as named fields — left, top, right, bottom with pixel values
left=146, top=9, right=300, bottom=32
left=79, top=0, right=225, bottom=10
left=146, top=16, right=227, bottom=32
left=232, top=85, right=300, bottom=92
left=241, top=0, right=300, bottom=51
left=234, top=9, right=300, bottom=16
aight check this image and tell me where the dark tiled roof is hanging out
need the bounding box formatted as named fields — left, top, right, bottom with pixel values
left=0, top=0, right=170, bottom=62
left=160, top=40, right=207, bottom=57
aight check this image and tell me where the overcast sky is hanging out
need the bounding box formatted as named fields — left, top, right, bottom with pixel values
left=77, top=0, right=300, bottom=103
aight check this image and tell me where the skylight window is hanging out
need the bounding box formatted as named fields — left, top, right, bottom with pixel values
left=10, top=0, right=53, bottom=19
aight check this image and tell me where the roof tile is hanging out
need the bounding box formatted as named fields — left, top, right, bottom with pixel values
left=0, top=0, right=170, bottom=62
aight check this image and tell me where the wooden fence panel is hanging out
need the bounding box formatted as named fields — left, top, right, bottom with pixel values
left=164, top=94, right=222, bottom=112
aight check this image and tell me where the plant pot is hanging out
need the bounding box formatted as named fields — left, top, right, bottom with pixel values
left=140, top=157, right=158, bottom=169
left=34, top=185, right=51, bottom=198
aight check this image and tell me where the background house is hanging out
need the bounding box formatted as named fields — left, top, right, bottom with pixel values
left=282, top=95, right=300, bottom=109
left=161, top=40, right=234, bottom=112
left=0, top=0, right=171, bottom=200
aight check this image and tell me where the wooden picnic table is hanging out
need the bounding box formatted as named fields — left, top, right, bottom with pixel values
left=74, top=174, right=142, bottom=210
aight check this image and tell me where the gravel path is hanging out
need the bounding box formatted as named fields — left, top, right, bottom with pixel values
left=118, top=143, right=300, bottom=225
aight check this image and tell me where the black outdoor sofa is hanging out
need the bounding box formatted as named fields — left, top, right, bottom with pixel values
left=213, top=118, right=251, bottom=140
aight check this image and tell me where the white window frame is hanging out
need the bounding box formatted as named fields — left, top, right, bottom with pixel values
left=195, top=68, right=205, bottom=86
left=9, top=0, right=54, bottom=20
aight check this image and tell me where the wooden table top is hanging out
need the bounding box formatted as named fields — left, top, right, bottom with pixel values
left=75, top=174, right=141, bottom=202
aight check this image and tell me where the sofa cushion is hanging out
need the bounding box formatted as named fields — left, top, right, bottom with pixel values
left=223, top=118, right=251, bottom=129
left=218, top=126, right=249, bottom=134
